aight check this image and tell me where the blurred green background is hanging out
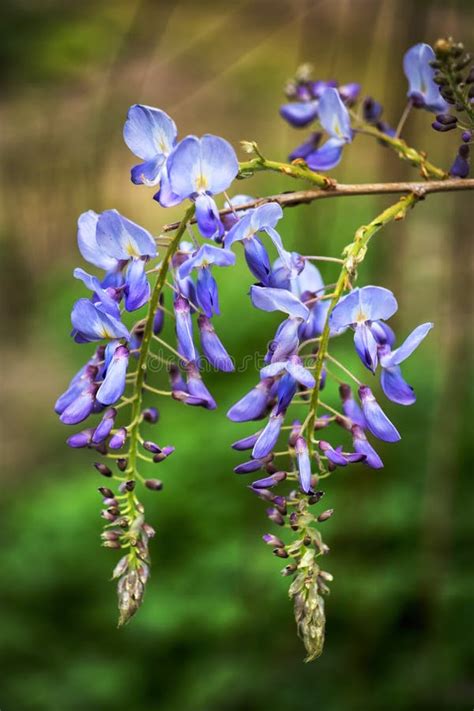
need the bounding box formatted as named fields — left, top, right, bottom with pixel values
left=1, top=1, right=473, bottom=709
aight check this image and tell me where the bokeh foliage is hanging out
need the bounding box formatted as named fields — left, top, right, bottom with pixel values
left=1, top=1, right=473, bottom=709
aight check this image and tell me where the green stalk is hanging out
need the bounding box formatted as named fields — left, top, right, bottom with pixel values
left=354, top=124, right=448, bottom=180
left=121, top=204, right=195, bottom=572
left=238, top=156, right=334, bottom=189
left=304, top=192, right=420, bottom=448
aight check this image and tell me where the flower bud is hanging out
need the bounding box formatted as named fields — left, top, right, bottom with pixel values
left=152, top=446, right=175, bottom=463
left=142, top=407, right=159, bottom=424
left=98, top=487, right=114, bottom=498
left=281, top=563, right=298, bottom=576
left=145, top=479, right=164, bottom=491
left=116, top=458, right=128, bottom=472
left=143, top=523, right=156, bottom=538
left=118, top=479, right=135, bottom=493
left=101, top=530, right=120, bottom=541
left=308, top=490, right=325, bottom=505
left=262, top=533, right=285, bottom=547
left=101, top=510, right=117, bottom=521
left=317, top=509, right=334, bottom=522
left=112, top=555, right=129, bottom=579
left=143, top=441, right=161, bottom=453
left=109, top=427, right=127, bottom=450
left=94, top=462, right=112, bottom=477
left=273, top=547, right=289, bottom=559
left=267, top=507, right=285, bottom=525
left=67, top=428, right=93, bottom=448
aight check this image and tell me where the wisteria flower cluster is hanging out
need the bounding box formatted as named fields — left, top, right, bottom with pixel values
left=55, top=37, right=472, bottom=658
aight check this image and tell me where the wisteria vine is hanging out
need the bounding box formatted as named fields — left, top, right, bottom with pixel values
left=55, top=38, right=474, bottom=657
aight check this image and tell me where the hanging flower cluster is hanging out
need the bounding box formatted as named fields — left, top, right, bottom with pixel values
left=281, top=40, right=472, bottom=178
left=56, top=106, right=239, bottom=624
left=55, top=36, right=472, bottom=657
left=226, top=205, right=433, bottom=658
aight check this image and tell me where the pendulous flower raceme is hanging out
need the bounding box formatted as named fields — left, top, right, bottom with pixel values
left=57, top=106, right=239, bottom=625
left=55, top=35, right=472, bottom=660
left=226, top=208, right=433, bottom=659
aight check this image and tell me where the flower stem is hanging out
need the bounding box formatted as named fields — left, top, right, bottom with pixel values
left=354, top=123, right=447, bottom=180
left=238, top=156, right=335, bottom=189
left=120, top=204, right=195, bottom=578
left=304, top=192, right=420, bottom=450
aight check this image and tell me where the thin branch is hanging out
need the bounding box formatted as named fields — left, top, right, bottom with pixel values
left=162, top=178, right=474, bottom=232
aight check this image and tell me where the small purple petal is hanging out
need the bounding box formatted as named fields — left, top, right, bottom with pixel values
left=96, top=346, right=129, bottom=406
left=231, top=431, right=261, bottom=451
left=250, top=285, right=309, bottom=320
left=91, top=408, right=117, bottom=444
left=380, top=365, right=416, bottom=406
left=381, top=322, right=433, bottom=367
left=279, top=100, right=319, bottom=127
left=251, top=471, right=287, bottom=489
left=197, top=315, right=234, bottom=372
left=227, top=378, right=273, bottom=422
left=109, top=427, right=127, bottom=450
left=252, top=410, right=284, bottom=459
left=60, top=386, right=96, bottom=425
left=339, top=384, right=367, bottom=428
left=174, top=295, right=197, bottom=362
left=234, top=459, right=265, bottom=474
left=306, top=137, right=345, bottom=171
left=196, top=267, right=220, bottom=318
left=295, top=435, right=312, bottom=493
left=352, top=425, right=383, bottom=469
left=186, top=362, right=216, bottom=410
left=124, top=258, right=150, bottom=311
left=359, top=385, right=401, bottom=442
left=66, top=428, right=94, bottom=448
left=354, top=323, right=379, bottom=372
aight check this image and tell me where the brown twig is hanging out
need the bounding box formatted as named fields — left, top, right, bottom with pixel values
left=161, top=178, right=474, bottom=232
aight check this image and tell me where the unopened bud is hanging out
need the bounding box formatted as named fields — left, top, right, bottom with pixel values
left=262, top=533, right=285, bottom=547
left=143, top=524, right=156, bottom=538
left=281, top=563, right=298, bottom=576
left=273, top=547, right=289, bottom=559
left=103, top=539, right=121, bottom=549
left=98, top=487, right=114, bottom=499
left=308, top=490, right=325, bottom=505
left=101, top=510, right=117, bottom=522
left=145, top=479, right=163, bottom=491
left=317, top=509, right=334, bottom=522
left=94, top=462, right=112, bottom=477
left=289, top=512, right=299, bottom=531
left=101, top=530, right=120, bottom=541
left=117, top=458, right=128, bottom=472
left=112, top=555, right=129, bottom=579
left=142, top=407, right=159, bottom=424
left=266, top=507, right=285, bottom=526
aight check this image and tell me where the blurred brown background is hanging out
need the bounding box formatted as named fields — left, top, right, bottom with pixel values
left=0, top=1, right=473, bottom=709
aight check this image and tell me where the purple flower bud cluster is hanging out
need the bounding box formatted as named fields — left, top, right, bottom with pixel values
left=56, top=103, right=241, bottom=624
left=281, top=75, right=355, bottom=170
left=226, top=209, right=433, bottom=586
left=281, top=41, right=474, bottom=179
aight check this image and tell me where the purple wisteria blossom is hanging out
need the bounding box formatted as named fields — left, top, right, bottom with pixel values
left=178, top=243, right=235, bottom=317
left=77, top=208, right=157, bottom=312
left=378, top=322, right=433, bottom=404
left=123, top=105, right=178, bottom=197
left=280, top=78, right=359, bottom=128
left=305, top=87, right=353, bottom=170
left=403, top=43, right=448, bottom=112
left=158, top=134, right=239, bottom=239
left=224, top=202, right=284, bottom=284
left=330, top=286, right=398, bottom=372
